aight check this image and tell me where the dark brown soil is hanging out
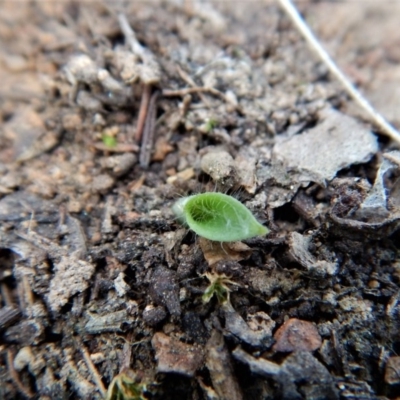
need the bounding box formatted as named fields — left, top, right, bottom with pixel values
left=1, top=2, right=400, bottom=399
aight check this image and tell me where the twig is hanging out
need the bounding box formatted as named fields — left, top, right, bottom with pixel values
left=163, top=86, right=219, bottom=97
left=120, top=331, right=134, bottom=374
left=118, top=13, right=146, bottom=58
left=20, top=275, right=34, bottom=318
left=277, top=0, right=400, bottom=144
left=139, top=90, right=160, bottom=168
left=6, top=350, right=34, bottom=399
left=80, top=343, right=107, bottom=398
left=91, top=142, right=139, bottom=153
left=177, top=65, right=211, bottom=107
left=117, top=13, right=160, bottom=85
left=1, top=282, right=14, bottom=306
left=0, top=306, right=21, bottom=331
left=163, top=86, right=226, bottom=100
left=164, top=84, right=243, bottom=114
left=135, top=84, right=152, bottom=142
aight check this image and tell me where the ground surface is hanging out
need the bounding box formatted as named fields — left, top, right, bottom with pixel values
left=1, top=1, right=400, bottom=399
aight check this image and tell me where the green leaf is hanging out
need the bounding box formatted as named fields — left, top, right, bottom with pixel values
left=172, top=192, right=268, bottom=242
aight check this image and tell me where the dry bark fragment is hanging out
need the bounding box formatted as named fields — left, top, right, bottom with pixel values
left=384, top=356, right=400, bottom=384
left=206, top=330, right=243, bottom=400
left=223, top=303, right=275, bottom=347
left=84, top=302, right=138, bottom=334
left=152, top=332, right=204, bottom=377
left=0, top=306, right=21, bottom=331
left=273, top=108, right=378, bottom=184
left=46, top=257, right=96, bottom=313
left=233, top=348, right=338, bottom=399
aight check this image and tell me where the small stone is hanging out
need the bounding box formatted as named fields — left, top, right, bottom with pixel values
left=114, top=273, right=130, bottom=297
left=368, top=280, right=380, bottom=289
left=152, top=136, right=174, bottom=161
left=14, top=347, right=34, bottom=371
left=200, top=150, right=237, bottom=189
left=149, top=266, right=181, bottom=317
left=62, top=113, right=82, bottom=131
left=385, top=356, right=400, bottom=384
left=143, top=305, right=167, bottom=327
left=224, top=305, right=275, bottom=347
left=91, top=174, right=114, bottom=193
left=288, top=232, right=338, bottom=276
left=247, top=312, right=276, bottom=337
left=152, top=332, right=204, bottom=376
left=101, top=153, right=137, bottom=177
left=273, top=318, right=322, bottom=352
left=166, top=167, right=195, bottom=184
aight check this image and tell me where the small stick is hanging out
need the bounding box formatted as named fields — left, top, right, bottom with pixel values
left=120, top=331, right=134, bottom=374
left=80, top=344, right=107, bottom=398
left=7, top=350, right=34, bottom=399
left=135, top=84, right=152, bottom=142
left=164, top=85, right=243, bottom=114
left=20, top=276, right=34, bottom=318
left=383, top=151, right=400, bottom=168
left=1, top=282, right=14, bottom=307
left=177, top=65, right=211, bottom=107
left=118, top=13, right=146, bottom=58
left=139, top=91, right=160, bottom=168
left=163, top=86, right=225, bottom=100
left=91, top=142, right=139, bottom=153
left=277, top=0, right=400, bottom=144
left=117, top=13, right=160, bottom=85
left=163, top=86, right=219, bottom=97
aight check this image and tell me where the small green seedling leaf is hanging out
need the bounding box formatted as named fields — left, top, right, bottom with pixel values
left=204, top=118, right=218, bottom=132
left=172, top=192, right=268, bottom=242
left=102, top=134, right=117, bottom=148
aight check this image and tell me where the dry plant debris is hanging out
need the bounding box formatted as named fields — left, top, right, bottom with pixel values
left=0, top=1, right=400, bottom=399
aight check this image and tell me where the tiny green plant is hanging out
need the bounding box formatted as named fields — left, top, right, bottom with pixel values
left=204, top=118, right=218, bottom=132
left=102, top=134, right=117, bottom=148
left=106, top=372, right=147, bottom=400
left=202, top=272, right=238, bottom=304
left=172, top=192, right=268, bottom=242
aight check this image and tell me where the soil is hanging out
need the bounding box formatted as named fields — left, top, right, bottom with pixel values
left=1, top=1, right=400, bottom=399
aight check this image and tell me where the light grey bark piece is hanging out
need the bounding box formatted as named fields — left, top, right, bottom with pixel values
left=273, top=108, right=378, bottom=184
